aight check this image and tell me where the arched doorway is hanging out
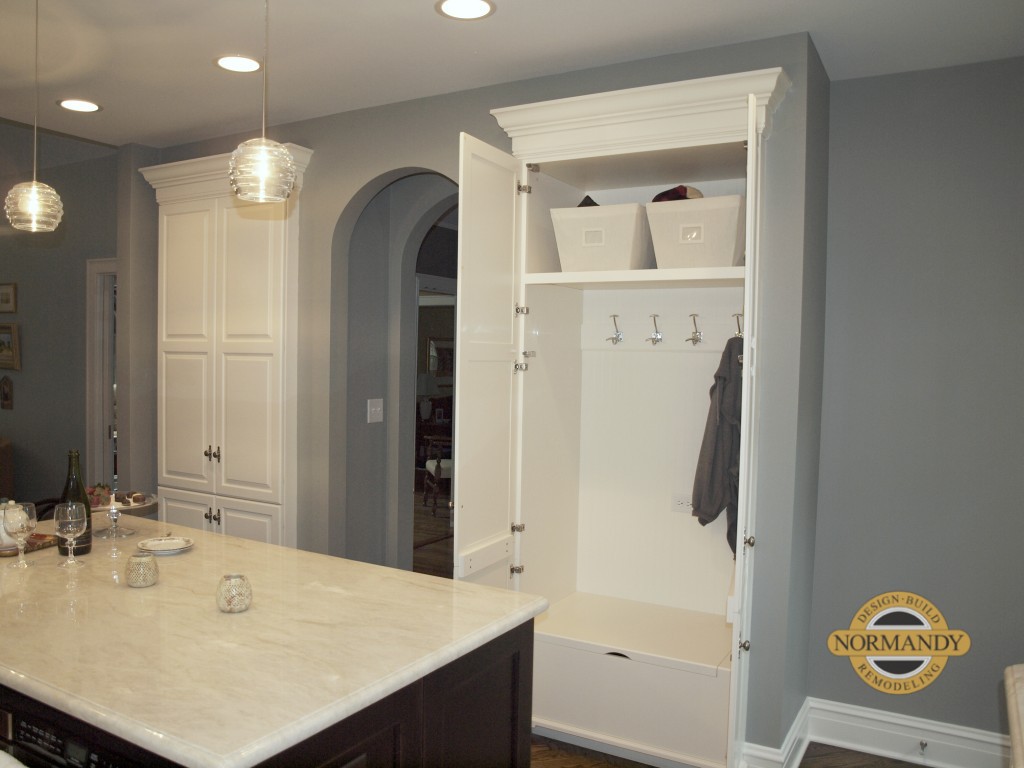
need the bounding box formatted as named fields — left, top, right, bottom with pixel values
left=330, top=171, right=457, bottom=571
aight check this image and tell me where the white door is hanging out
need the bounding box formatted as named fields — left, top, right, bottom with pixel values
left=215, top=199, right=283, bottom=504
left=158, top=200, right=217, bottom=494
left=727, top=92, right=763, bottom=768
left=452, top=133, right=521, bottom=588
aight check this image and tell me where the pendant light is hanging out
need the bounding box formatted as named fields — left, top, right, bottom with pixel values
left=228, top=0, right=296, bottom=203
left=4, top=0, right=63, bottom=232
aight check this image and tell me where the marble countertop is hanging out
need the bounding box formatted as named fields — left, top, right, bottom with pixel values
left=0, top=517, right=546, bottom=767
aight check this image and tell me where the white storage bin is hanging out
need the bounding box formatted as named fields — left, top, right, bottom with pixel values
left=551, top=203, right=655, bottom=272
left=646, top=195, right=745, bottom=268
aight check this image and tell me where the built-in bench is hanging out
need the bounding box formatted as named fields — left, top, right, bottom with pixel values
left=533, top=592, right=733, bottom=768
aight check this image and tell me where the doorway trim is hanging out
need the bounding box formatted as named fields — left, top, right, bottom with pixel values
left=85, top=258, right=117, bottom=486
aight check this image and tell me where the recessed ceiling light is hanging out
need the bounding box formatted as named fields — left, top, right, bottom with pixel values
left=59, top=99, right=101, bottom=113
left=436, top=0, right=495, bottom=20
left=217, top=55, right=261, bottom=73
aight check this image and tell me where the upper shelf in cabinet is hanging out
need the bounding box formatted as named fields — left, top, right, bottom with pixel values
left=527, top=142, right=747, bottom=192
left=523, top=266, right=744, bottom=290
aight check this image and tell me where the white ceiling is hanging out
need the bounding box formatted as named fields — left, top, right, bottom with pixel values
left=1, top=0, right=1022, bottom=149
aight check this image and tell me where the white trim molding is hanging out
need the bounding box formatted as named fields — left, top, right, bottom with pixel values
left=738, top=698, right=1010, bottom=768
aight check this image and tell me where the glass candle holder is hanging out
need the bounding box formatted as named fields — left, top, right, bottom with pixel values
left=216, top=574, right=252, bottom=613
left=125, top=553, right=158, bottom=588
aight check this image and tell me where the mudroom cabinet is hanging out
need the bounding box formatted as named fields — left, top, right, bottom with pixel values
left=452, top=70, right=789, bottom=767
left=142, top=148, right=311, bottom=548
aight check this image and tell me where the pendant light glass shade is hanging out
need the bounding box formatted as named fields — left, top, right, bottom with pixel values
left=5, top=180, right=63, bottom=232
left=230, top=0, right=295, bottom=203
left=229, top=137, right=296, bottom=203
left=5, top=0, right=63, bottom=233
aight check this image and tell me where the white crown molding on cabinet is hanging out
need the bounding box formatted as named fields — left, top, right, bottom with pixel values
left=140, top=144, right=313, bottom=204
left=491, top=68, right=790, bottom=165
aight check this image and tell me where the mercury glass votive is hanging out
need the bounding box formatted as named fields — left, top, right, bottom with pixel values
left=217, top=574, right=253, bottom=613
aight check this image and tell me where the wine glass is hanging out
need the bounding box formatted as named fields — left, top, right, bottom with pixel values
left=3, top=502, right=37, bottom=569
left=54, top=502, right=88, bottom=569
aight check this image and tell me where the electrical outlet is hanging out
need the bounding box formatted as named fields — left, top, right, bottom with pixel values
left=672, top=493, right=692, bottom=512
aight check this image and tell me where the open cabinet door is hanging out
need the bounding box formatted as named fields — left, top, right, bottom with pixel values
left=727, top=92, right=764, bottom=768
left=452, top=133, right=521, bottom=588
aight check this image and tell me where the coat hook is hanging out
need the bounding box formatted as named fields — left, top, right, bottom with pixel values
left=686, top=313, right=703, bottom=346
left=646, top=314, right=663, bottom=345
left=733, top=313, right=744, bottom=337
left=606, top=314, right=623, bottom=345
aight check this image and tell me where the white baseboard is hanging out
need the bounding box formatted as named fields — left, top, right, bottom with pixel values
left=738, top=697, right=1010, bottom=768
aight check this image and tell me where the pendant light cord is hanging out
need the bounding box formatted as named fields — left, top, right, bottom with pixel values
left=32, top=0, right=40, bottom=182
left=261, top=0, right=269, bottom=139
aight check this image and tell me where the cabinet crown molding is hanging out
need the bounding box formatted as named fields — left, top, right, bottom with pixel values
left=491, top=68, right=789, bottom=163
left=140, top=144, right=313, bottom=204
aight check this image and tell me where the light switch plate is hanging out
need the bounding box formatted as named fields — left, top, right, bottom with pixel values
left=367, top=398, right=384, bottom=423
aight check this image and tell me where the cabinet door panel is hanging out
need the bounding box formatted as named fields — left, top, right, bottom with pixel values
left=159, top=201, right=216, bottom=493
left=216, top=199, right=282, bottom=503
left=218, top=497, right=280, bottom=545
left=161, top=204, right=213, bottom=342
left=453, top=134, right=520, bottom=582
left=218, top=353, right=280, bottom=501
left=159, top=487, right=212, bottom=534
left=159, top=352, right=214, bottom=491
left=220, top=200, right=282, bottom=342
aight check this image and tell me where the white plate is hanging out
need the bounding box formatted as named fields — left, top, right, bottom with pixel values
left=137, top=536, right=194, bottom=555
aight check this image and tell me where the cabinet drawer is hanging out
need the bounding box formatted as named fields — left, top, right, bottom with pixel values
left=533, top=637, right=730, bottom=768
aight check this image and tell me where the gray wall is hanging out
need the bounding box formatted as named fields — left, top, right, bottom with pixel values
left=745, top=38, right=830, bottom=747
left=0, top=151, right=118, bottom=500
left=808, top=57, right=1024, bottom=733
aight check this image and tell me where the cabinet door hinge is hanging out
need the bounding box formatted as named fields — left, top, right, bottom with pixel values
left=517, top=182, right=532, bottom=194
left=515, top=303, right=529, bottom=316
left=513, top=362, right=529, bottom=374
left=511, top=522, right=525, bottom=533
left=510, top=564, right=525, bottom=575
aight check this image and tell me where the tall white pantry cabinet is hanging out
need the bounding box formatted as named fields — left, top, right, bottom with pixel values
left=141, top=147, right=311, bottom=548
left=453, top=70, right=789, bottom=767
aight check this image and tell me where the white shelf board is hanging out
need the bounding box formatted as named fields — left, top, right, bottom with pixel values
left=535, top=591, right=733, bottom=676
left=523, top=266, right=744, bottom=290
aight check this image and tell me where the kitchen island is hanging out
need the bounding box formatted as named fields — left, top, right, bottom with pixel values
left=0, top=517, right=546, bottom=767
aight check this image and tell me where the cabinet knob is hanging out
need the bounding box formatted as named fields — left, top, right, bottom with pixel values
left=212, top=510, right=221, bottom=524
left=744, top=535, right=756, bottom=548
left=738, top=639, right=751, bottom=652
left=204, top=445, right=213, bottom=460
left=212, top=446, right=221, bottom=463
left=204, top=508, right=213, bottom=521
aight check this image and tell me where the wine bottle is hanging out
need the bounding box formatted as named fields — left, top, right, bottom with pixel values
left=58, top=449, right=92, bottom=555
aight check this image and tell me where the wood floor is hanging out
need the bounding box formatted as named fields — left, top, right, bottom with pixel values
left=412, top=488, right=453, bottom=579
left=412, top=493, right=912, bottom=768
left=530, top=738, right=920, bottom=767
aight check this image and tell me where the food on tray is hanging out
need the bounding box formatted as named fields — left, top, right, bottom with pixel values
left=114, top=491, right=148, bottom=506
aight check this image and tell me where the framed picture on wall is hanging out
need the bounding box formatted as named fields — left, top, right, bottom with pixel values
left=428, top=337, right=454, bottom=378
left=0, top=324, right=21, bottom=370
left=0, top=284, right=16, bottom=313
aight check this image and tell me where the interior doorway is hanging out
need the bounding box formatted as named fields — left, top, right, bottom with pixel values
left=335, top=171, right=458, bottom=571
left=85, top=258, right=117, bottom=489
left=413, top=212, right=457, bottom=578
